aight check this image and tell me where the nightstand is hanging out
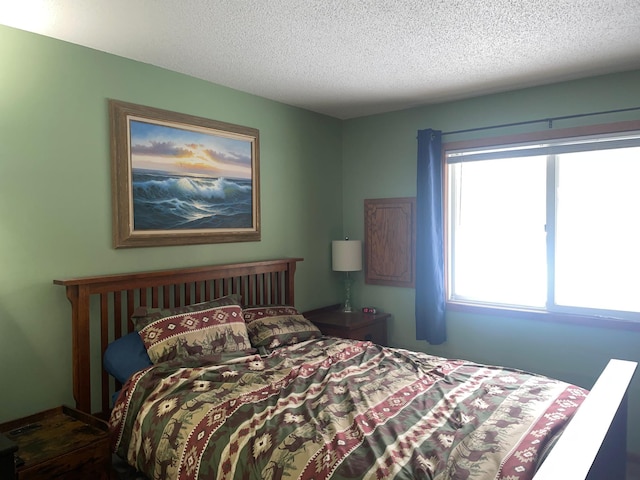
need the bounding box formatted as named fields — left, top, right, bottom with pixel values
left=305, top=306, right=390, bottom=345
left=0, top=433, right=18, bottom=479
left=0, top=405, right=111, bottom=480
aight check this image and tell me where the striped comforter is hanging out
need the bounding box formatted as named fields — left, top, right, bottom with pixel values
left=110, top=337, right=586, bottom=480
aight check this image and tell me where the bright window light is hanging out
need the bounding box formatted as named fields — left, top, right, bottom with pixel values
left=446, top=130, right=640, bottom=321
left=555, top=147, right=640, bottom=313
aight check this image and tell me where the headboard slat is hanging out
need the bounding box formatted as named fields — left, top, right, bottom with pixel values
left=126, top=289, right=135, bottom=333
left=55, top=258, right=303, bottom=416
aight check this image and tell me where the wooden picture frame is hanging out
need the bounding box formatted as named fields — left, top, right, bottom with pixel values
left=109, top=100, right=260, bottom=248
left=365, top=197, right=416, bottom=287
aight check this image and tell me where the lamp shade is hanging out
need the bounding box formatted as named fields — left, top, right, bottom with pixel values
left=332, top=240, right=363, bottom=272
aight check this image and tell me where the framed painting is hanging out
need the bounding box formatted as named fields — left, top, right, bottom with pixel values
left=109, top=100, right=260, bottom=248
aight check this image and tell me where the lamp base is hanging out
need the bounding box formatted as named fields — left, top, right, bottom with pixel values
left=342, top=273, right=354, bottom=313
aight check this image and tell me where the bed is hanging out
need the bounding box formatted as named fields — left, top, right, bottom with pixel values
left=54, top=257, right=636, bottom=480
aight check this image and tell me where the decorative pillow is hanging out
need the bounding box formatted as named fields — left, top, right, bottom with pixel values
left=131, top=293, right=242, bottom=331
left=243, top=306, right=321, bottom=349
left=138, top=304, right=251, bottom=364
left=242, top=305, right=300, bottom=323
left=103, top=332, right=152, bottom=384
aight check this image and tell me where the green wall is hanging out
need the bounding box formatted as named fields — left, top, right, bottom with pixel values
left=343, top=69, right=640, bottom=453
left=0, top=26, right=343, bottom=420
left=2, top=22, right=639, bottom=456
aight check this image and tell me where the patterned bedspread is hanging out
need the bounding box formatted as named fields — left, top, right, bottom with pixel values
left=110, top=338, right=587, bottom=480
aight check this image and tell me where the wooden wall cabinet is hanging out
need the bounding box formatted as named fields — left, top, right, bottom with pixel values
left=364, top=197, right=416, bottom=288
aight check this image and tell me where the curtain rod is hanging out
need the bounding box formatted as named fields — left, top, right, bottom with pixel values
left=442, top=106, right=640, bottom=136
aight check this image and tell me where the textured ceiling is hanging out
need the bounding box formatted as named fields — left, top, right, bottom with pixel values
left=2, top=1, right=640, bottom=119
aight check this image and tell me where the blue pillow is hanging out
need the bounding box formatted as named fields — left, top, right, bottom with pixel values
left=103, top=331, right=152, bottom=384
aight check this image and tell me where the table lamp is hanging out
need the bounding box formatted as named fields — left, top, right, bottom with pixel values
left=332, top=238, right=363, bottom=312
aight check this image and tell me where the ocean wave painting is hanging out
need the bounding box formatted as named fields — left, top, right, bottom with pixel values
left=133, top=170, right=253, bottom=230
left=129, top=118, right=256, bottom=232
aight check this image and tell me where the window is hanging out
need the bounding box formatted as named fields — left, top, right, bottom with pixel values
left=446, top=124, right=640, bottom=321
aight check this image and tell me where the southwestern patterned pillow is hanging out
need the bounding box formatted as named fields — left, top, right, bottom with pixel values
left=243, top=306, right=321, bottom=349
left=138, top=304, right=251, bottom=364
left=131, top=293, right=242, bottom=331
left=242, top=305, right=300, bottom=323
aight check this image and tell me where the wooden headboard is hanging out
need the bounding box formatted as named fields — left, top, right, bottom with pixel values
left=54, top=258, right=303, bottom=417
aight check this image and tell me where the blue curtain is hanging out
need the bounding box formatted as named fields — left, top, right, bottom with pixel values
left=415, top=129, right=446, bottom=344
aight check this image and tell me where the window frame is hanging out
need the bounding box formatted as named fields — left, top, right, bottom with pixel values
left=443, top=119, right=640, bottom=331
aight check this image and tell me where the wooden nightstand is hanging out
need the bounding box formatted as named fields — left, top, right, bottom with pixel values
left=0, top=433, right=18, bottom=479
left=305, top=306, right=390, bottom=345
left=0, top=406, right=111, bottom=480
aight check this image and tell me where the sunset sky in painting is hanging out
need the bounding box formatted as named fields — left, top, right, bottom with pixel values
left=129, top=119, right=253, bottom=179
